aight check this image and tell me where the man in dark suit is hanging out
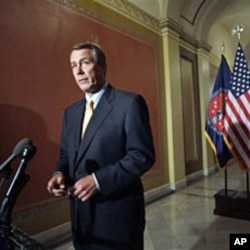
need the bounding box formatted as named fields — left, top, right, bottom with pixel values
left=47, top=42, right=155, bottom=250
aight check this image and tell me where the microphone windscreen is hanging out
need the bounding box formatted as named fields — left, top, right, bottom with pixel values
left=13, top=138, right=31, bottom=156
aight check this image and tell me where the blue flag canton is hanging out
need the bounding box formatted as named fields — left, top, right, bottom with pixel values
left=230, top=45, right=250, bottom=98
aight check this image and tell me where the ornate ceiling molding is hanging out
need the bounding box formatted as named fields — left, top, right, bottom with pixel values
left=53, top=0, right=160, bottom=32
left=51, top=0, right=210, bottom=50
left=160, top=17, right=211, bottom=52
left=160, top=18, right=183, bottom=35
left=52, top=0, right=101, bottom=19
left=99, top=0, right=159, bottom=31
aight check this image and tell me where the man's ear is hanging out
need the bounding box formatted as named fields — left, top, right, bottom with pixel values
left=98, top=64, right=107, bottom=78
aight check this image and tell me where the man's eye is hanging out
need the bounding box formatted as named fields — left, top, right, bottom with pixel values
left=82, top=60, right=90, bottom=65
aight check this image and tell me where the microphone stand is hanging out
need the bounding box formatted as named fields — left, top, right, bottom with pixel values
left=0, top=147, right=34, bottom=228
left=0, top=164, right=12, bottom=191
left=0, top=145, right=44, bottom=249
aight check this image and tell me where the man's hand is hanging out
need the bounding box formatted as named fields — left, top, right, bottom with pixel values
left=47, top=172, right=67, bottom=197
left=68, top=175, right=97, bottom=202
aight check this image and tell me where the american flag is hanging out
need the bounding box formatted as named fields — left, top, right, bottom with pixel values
left=224, top=43, right=250, bottom=170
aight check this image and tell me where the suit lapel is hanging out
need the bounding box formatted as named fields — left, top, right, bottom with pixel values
left=75, top=85, right=114, bottom=167
left=70, top=99, right=86, bottom=165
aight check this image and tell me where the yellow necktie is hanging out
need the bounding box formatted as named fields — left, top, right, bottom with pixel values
left=82, top=100, right=94, bottom=137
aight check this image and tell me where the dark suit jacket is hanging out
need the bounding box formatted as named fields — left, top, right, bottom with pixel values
left=55, top=84, right=155, bottom=244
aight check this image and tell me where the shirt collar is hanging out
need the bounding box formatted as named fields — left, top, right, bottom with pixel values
left=85, top=83, right=108, bottom=109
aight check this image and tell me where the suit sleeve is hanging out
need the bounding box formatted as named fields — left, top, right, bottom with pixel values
left=54, top=110, right=69, bottom=177
left=95, top=94, right=155, bottom=197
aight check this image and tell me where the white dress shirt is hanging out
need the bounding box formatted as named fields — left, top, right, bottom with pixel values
left=85, top=83, right=108, bottom=191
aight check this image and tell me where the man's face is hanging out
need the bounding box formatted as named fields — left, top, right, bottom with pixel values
left=70, top=48, right=106, bottom=95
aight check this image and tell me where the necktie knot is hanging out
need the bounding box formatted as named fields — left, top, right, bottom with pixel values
left=86, top=100, right=94, bottom=110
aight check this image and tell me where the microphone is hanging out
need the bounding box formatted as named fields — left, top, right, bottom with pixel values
left=0, top=138, right=32, bottom=172
left=21, top=142, right=36, bottom=160
left=0, top=139, right=36, bottom=220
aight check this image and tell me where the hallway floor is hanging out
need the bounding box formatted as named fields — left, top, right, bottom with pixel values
left=51, top=163, right=250, bottom=250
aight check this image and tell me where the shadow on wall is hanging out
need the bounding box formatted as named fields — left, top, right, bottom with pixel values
left=0, top=103, right=59, bottom=211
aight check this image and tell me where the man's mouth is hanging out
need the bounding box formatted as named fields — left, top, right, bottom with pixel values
left=78, top=78, right=88, bottom=83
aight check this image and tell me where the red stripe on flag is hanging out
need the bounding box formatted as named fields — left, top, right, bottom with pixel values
left=224, top=93, right=250, bottom=169
left=225, top=95, right=249, bottom=138
left=224, top=121, right=249, bottom=153
left=224, top=125, right=249, bottom=170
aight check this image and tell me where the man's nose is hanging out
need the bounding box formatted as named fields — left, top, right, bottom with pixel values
left=77, top=65, right=84, bottom=74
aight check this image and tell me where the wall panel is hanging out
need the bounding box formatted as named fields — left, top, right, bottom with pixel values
left=0, top=0, right=166, bottom=233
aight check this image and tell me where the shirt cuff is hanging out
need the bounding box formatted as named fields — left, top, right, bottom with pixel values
left=53, top=171, right=63, bottom=176
left=92, top=173, right=100, bottom=191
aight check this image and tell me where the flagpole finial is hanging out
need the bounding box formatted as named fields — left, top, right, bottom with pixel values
left=232, top=25, right=245, bottom=41
left=221, top=42, right=225, bottom=53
